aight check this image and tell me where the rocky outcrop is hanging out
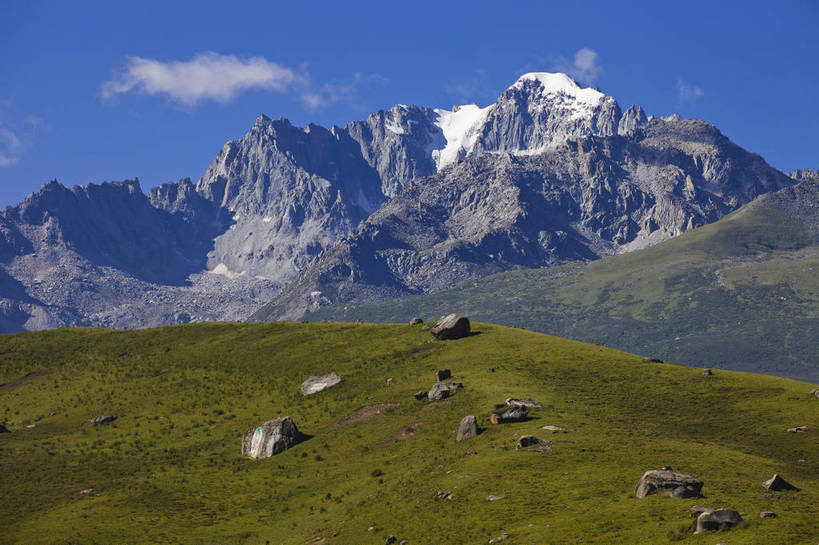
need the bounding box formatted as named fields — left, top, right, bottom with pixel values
left=301, top=372, right=342, bottom=396
left=762, top=474, right=799, bottom=491
left=634, top=469, right=703, bottom=498
left=695, top=509, right=742, bottom=533
left=431, top=315, right=471, bottom=340
left=456, top=415, right=478, bottom=441
left=89, top=415, right=117, bottom=426
left=617, top=105, right=648, bottom=135
left=242, top=417, right=301, bottom=459
left=810, top=388, right=819, bottom=398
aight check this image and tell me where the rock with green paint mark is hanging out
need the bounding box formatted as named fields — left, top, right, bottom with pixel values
left=242, top=417, right=301, bottom=459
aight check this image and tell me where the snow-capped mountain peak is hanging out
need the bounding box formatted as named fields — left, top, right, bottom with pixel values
left=510, top=72, right=606, bottom=106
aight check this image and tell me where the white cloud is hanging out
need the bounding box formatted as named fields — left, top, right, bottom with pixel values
left=0, top=126, right=21, bottom=166
left=677, top=80, right=704, bottom=102
left=552, top=48, right=602, bottom=86
left=101, top=52, right=305, bottom=106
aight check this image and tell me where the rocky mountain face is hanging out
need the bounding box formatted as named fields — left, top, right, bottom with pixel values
left=0, top=73, right=798, bottom=331
left=254, top=115, right=794, bottom=320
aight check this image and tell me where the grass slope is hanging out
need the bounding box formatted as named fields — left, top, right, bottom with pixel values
left=1, top=322, right=818, bottom=544
left=303, top=183, right=819, bottom=382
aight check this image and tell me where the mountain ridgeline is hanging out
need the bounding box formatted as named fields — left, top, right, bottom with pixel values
left=0, top=73, right=797, bottom=332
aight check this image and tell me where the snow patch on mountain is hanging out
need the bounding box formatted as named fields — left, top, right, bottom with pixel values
left=208, top=263, right=246, bottom=279
left=431, top=104, right=494, bottom=169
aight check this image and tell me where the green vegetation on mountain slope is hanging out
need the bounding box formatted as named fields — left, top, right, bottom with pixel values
left=1, top=322, right=818, bottom=544
left=303, top=180, right=819, bottom=382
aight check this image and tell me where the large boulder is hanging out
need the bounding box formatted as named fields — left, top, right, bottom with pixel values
left=811, top=388, right=819, bottom=398
left=410, top=317, right=424, bottom=326
left=695, top=509, right=742, bottom=533
left=456, top=415, right=479, bottom=441
left=242, top=417, right=301, bottom=459
left=635, top=469, right=703, bottom=499
left=431, top=314, right=471, bottom=340
left=301, top=372, right=342, bottom=396
left=762, top=474, right=800, bottom=491
left=428, top=382, right=463, bottom=401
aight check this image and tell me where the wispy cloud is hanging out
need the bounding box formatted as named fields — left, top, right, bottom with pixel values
left=0, top=124, right=22, bottom=166
left=677, top=80, right=704, bottom=102
left=445, top=69, right=495, bottom=106
left=101, top=52, right=306, bottom=106
left=0, top=116, right=43, bottom=167
left=299, top=72, right=389, bottom=111
left=552, top=48, right=602, bottom=86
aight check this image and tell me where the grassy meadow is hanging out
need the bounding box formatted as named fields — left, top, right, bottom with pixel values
left=0, top=322, right=817, bottom=544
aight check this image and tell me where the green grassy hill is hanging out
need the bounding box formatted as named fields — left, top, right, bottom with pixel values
left=302, top=179, right=819, bottom=382
left=1, top=322, right=817, bottom=544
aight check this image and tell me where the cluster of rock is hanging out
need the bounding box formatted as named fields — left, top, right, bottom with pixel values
left=634, top=467, right=802, bottom=535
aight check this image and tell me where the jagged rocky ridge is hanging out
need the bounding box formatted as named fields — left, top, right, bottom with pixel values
left=254, top=114, right=794, bottom=320
left=0, top=73, right=797, bottom=330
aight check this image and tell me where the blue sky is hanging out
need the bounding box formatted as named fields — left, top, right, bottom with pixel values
left=0, top=0, right=816, bottom=207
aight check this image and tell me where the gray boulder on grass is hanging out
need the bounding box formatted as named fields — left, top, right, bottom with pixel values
left=635, top=469, right=703, bottom=498
left=410, top=317, right=423, bottom=326
left=505, top=397, right=543, bottom=408
left=762, top=474, right=800, bottom=491
left=811, top=388, right=819, bottom=398
left=242, top=417, right=301, bottom=459
left=515, top=436, right=553, bottom=451
left=301, top=372, right=342, bottom=396
left=428, top=382, right=463, bottom=401
left=456, top=415, right=478, bottom=441
left=491, top=406, right=528, bottom=424
left=695, top=509, right=742, bottom=533
left=431, top=314, right=470, bottom=340
left=90, top=415, right=117, bottom=426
